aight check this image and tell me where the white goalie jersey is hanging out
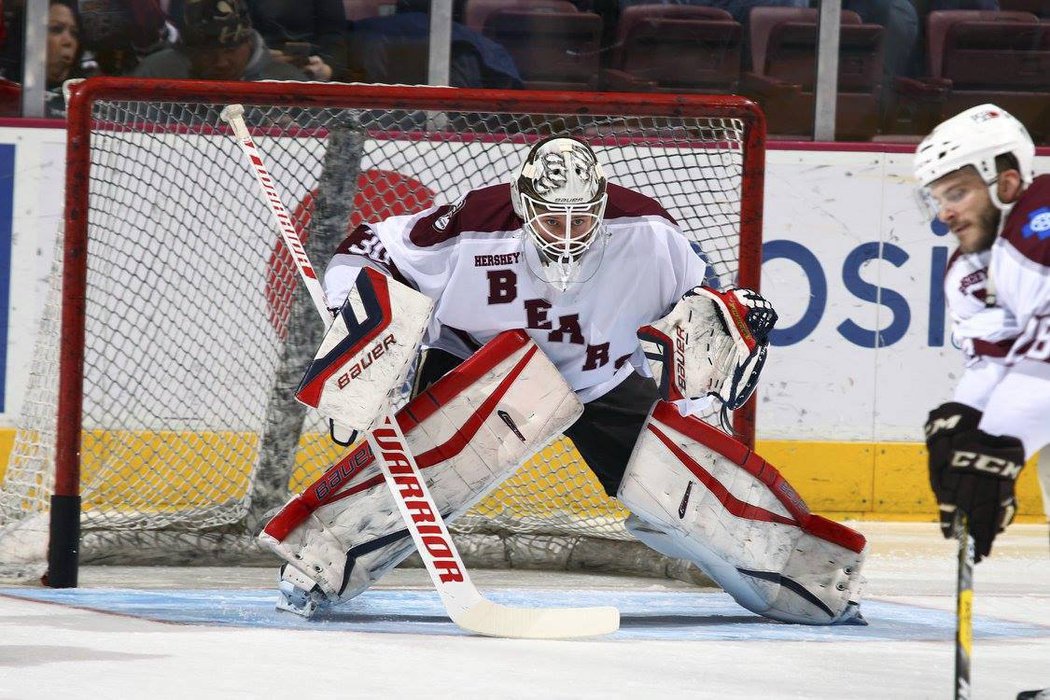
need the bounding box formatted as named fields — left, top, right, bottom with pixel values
left=324, top=183, right=710, bottom=403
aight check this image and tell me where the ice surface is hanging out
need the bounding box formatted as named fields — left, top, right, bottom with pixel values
left=1, top=522, right=1047, bottom=699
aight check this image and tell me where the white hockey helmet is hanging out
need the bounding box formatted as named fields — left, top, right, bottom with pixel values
left=914, top=104, right=1035, bottom=200
left=511, top=136, right=608, bottom=291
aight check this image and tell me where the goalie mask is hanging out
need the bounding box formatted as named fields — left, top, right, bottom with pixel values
left=914, top=104, right=1035, bottom=216
left=511, top=136, right=608, bottom=292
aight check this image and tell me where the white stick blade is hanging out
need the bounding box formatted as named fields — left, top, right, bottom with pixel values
left=454, top=600, right=620, bottom=639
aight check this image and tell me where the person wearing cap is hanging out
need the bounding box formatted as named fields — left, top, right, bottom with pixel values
left=914, top=104, right=1050, bottom=562
left=131, top=0, right=305, bottom=81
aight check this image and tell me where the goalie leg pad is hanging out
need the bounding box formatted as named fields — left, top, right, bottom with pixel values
left=262, top=330, right=584, bottom=612
left=617, top=401, right=867, bottom=625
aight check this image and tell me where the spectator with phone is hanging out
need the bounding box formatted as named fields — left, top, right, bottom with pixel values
left=131, top=0, right=305, bottom=81
left=247, top=0, right=347, bottom=81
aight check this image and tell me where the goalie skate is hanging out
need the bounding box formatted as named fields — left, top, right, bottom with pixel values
left=275, top=565, right=327, bottom=617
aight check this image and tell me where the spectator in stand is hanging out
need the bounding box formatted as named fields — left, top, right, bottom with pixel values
left=844, top=0, right=919, bottom=83
left=131, top=0, right=305, bottom=81
left=77, top=0, right=174, bottom=76
left=246, top=0, right=346, bottom=82
left=0, top=0, right=93, bottom=117
left=346, top=7, right=522, bottom=89
left=46, top=0, right=93, bottom=116
left=167, top=0, right=345, bottom=80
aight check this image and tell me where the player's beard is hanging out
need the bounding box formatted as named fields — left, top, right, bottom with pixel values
left=960, top=204, right=1001, bottom=253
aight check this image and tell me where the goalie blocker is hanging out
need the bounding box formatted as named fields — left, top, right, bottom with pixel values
left=295, top=266, right=432, bottom=435
left=261, top=330, right=583, bottom=616
left=619, top=401, right=867, bottom=625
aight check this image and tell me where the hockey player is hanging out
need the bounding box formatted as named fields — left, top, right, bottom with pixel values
left=263, top=136, right=868, bottom=626
left=916, top=104, right=1050, bottom=562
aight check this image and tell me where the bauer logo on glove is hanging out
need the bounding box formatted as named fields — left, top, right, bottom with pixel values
left=638, top=286, right=777, bottom=409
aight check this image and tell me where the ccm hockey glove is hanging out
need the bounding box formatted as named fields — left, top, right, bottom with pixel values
left=925, top=403, right=1023, bottom=561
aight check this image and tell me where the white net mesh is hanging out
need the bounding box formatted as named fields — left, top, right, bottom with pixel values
left=0, top=84, right=762, bottom=580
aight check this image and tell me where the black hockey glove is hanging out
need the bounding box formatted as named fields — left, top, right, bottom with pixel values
left=924, top=402, right=982, bottom=495
left=925, top=403, right=1023, bottom=561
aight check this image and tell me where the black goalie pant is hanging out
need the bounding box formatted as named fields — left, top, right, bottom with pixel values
left=414, top=348, right=659, bottom=497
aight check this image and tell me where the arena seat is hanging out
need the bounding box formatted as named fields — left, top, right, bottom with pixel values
left=343, top=0, right=397, bottom=21
left=893, top=10, right=1050, bottom=142
left=602, top=5, right=743, bottom=93
left=463, top=0, right=578, bottom=32
left=478, top=2, right=603, bottom=91
left=0, top=78, right=19, bottom=118
left=743, top=7, right=885, bottom=140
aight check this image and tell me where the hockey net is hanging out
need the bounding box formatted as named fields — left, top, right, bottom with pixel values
left=0, top=79, right=764, bottom=584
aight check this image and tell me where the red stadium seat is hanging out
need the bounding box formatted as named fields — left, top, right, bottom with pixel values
left=479, top=2, right=603, bottom=91
left=0, top=78, right=20, bottom=118
left=744, top=8, right=885, bottom=140
left=893, top=11, right=1050, bottom=142
left=602, top=4, right=743, bottom=94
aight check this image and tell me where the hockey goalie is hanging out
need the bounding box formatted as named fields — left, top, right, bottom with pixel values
left=260, top=135, right=867, bottom=625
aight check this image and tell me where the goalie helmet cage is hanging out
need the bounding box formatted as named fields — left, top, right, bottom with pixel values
left=0, top=78, right=765, bottom=587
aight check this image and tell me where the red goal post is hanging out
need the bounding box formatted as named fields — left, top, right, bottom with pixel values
left=1, top=78, right=765, bottom=587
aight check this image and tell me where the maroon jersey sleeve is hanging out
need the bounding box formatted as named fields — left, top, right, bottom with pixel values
left=408, top=184, right=520, bottom=248
left=604, top=183, right=678, bottom=227
left=332, top=223, right=412, bottom=287
left=1001, top=174, right=1050, bottom=267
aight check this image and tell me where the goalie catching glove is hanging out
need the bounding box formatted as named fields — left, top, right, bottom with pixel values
left=924, top=402, right=1023, bottom=561
left=639, top=286, right=777, bottom=409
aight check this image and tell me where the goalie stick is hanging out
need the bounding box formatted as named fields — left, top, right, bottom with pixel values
left=220, top=104, right=618, bottom=639
left=954, top=512, right=974, bottom=700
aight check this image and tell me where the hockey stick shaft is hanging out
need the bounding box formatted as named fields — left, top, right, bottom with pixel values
left=221, top=104, right=331, bottom=320
left=955, top=512, right=974, bottom=700
left=221, top=105, right=618, bottom=638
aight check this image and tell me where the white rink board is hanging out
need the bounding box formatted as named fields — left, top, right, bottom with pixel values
left=1, top=123, right=1044, bottom=441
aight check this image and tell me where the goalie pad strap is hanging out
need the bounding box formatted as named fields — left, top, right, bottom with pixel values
left=643, top=403, right=865, bottom=553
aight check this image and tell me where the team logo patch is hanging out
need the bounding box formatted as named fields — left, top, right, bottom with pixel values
left=1022, top=207, right=1050, bottom=240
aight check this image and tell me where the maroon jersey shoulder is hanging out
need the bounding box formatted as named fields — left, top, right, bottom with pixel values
left=332, top=223, right=410, bottom=286
left=409, top=184, right=521, bottom=248
left=1001, top=174, right=1050, bottom=266
left=604, top=183, right=678, bottom=227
